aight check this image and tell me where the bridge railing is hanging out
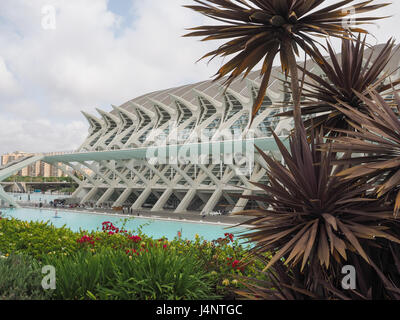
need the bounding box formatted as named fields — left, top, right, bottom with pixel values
left=40, top=150, right=77, bottom=157
left=40, top=136, right=285, bottom=158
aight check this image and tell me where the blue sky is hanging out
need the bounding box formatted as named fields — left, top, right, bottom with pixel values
left=107, top=0, right=136, bottom=34
left=0, top=0, right=399, bottom=155
left=108, top=0, right=133, bottom=16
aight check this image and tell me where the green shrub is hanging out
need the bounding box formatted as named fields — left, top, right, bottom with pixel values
left=0, top=217, right=265, bottom=299
left=99, top=246, right=218, bottom=300
left=41, top=249, right=115, bottom=300
left=43, top=247, right=218, bottom=300
left=0, top=254, right=51, bottom=300
left=0, top=218, right=78, bottom=260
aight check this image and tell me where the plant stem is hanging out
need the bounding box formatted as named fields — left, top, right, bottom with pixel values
left=285, top=42, right=302, bottom=135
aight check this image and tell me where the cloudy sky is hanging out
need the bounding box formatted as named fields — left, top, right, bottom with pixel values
left=0, top=0, right=399, bottom=155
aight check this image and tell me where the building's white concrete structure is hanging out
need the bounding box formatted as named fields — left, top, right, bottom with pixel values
left=1, top=44, right=399, bottom=214
left=54, top=74, right=287, bottom=213
left=67, top=66, right=298, bottom=214
left=0, top=67, right=294, bottom=212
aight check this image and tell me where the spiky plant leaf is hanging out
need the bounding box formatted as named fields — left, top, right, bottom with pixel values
left=324, top=90, right=400, bottom=217
left=235, top=123, right=400, bottom=273
left=277, top=36, right=400, bottom=135
left=184, top=0, right=390, bottom=125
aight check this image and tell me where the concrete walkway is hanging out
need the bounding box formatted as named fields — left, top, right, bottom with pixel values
left=11, top=202, right=253, bottom=227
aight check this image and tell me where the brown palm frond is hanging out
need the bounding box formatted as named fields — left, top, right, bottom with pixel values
left=232, top=122, right=400, bottom=299
left=234, top=122, right=400, bottom=275
left=277, top=35, right=400, bottom=136
left=184, top=0, right=390, bottom=126
left=324, top=90, right=400, bottom=217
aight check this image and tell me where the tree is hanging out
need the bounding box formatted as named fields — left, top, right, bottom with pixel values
left=184, top=0, right=389, bottom=132
left=278, top=35, right=399, bottom=136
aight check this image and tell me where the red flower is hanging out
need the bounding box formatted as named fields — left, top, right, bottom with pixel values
left=224, top=233, right=234, bottom=242
left=77, top=235, right=95, bottom=246
left=129, top=235, right=142, bottom=243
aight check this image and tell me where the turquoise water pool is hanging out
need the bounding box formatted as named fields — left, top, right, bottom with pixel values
left=0, top=207, right=247, bottom=243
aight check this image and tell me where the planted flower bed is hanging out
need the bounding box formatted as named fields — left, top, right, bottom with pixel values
left=0, top=217, right=264, bottom=300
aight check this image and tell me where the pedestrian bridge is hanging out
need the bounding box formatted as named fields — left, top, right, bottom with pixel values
left=0, top=155, right=44, bottom=207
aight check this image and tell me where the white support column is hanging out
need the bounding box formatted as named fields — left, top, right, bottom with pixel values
left=201, top=189, right=223, bottom=215
left=232, top=189, right=252, bottom=213
left=52, top=162, right=83, bottom=185
left=146, top=163, right=192, bottom=212
left=131, top=188, right=152, bottom=210
left=146, top=163, right=173, bottom=187
left=0, top=186, right=20, bottom=208
left=173, top=166, right=212, bottom=213
left=197, top=192, right=209, bottom=203
left=130, top=164, right=172, bottom=210
left=71, top=185, right=84, bottom=198
left=80, top=187, right=99, bottom=204
left=82, top=161, right=114, bottom=186
left=96, top=188, right=115, bottom=206
left=175, top=189, right=197, bottom=213
left=171, top=164, right=195, bottom=187
left=101, top=161, right=132, bottom=186
left=231, top=162, right=266, bottom=213
left=68, top=162, right=97, bottom=186
left=223, top=192, right=236, bottom=206
left=198, top=164, right=221, bottom=187
left=113, top=188, right=133, bottom=207
left=151, top=189, right=174, bottom=212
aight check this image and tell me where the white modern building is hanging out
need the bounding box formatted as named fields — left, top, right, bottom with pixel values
left=70, top=68, right=295, bottom=214
left=0, top=67, right=294, bottom=212
left=1, top=44, right=399, bottom=214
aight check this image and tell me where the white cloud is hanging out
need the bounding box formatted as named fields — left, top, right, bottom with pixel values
left=0, top=0, right=399, bottom=155
left=0, top=0, right=219, bottom=154
left=0, top=56, right=20, bottom=97
left=0, top=115, right=87, bottom=153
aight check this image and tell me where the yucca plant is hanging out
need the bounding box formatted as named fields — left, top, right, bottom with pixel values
left=233, top=123, right=400, bottom=298
left=325, top=90, right=400, bottom=216
left=184, top=0, right=389, bottom=129
left=236, top=241, right=400, bottom=299
left=278, top=35, right=399, bottom=135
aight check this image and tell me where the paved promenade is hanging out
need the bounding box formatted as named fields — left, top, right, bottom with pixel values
left=2, top=202, right=253, bottom=227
